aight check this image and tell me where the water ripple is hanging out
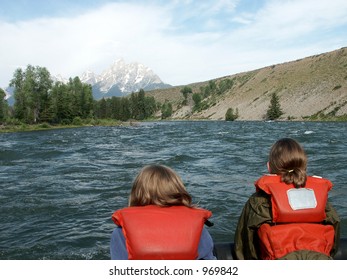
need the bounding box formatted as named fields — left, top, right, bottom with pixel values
left=0, top=121, right=346, bottom=259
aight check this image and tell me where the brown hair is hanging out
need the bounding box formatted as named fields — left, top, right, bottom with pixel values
left=129, top=164, right=192, bottom=207
left=268, top=138, right=307, bottom=188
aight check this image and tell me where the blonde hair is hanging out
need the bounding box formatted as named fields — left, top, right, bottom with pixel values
left=129, top=164, right=192, bottom=207
left=268, top=138, right=307, bottom=188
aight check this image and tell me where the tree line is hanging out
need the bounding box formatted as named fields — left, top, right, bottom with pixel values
left=0, top=65, right=284, bottom=125
left=94, top=89, right=158, bottom=121
left=0, top=65, right=159, bottom=125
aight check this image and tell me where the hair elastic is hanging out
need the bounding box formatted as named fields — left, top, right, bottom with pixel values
left=287, top=169, right=294, bottom=173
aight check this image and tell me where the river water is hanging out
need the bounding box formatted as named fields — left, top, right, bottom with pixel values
left=0, top=121, right=346, bottom=259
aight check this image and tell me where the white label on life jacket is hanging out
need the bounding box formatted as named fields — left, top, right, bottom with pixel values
left=287, top=188, right=317, bottom=210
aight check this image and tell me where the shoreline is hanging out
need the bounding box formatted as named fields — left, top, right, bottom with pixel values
left=1, top=117, right=347, bottom=134
left=0, top=119, right=124, bottom=134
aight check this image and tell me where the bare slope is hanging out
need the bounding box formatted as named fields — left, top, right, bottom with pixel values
left=147, top=47, right=347, bottom=121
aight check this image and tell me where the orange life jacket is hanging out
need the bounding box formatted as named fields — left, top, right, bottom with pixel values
left=112, top=205, right=212, bottom=260
left=255, top=175, right=335, bottom=259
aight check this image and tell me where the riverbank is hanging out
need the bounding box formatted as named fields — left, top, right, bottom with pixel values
left=0, top=119, right=127, bottom=133
left=2, top=116, right=347, bottom=133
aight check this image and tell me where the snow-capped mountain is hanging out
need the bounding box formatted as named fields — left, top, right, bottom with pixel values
left=4, top=59, right=171, bottom=102
left=80, top=59, right=171, bottom=99
left=80, top=70, right=100, bottom=85
left=52, top=74, right=69, bottom=84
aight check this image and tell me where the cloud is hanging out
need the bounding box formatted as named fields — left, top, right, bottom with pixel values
left=0, top=2, right=172, bottom=85
left=253, top=0, right=347, bottom=41
left=1, top=0, right=347, bottom=88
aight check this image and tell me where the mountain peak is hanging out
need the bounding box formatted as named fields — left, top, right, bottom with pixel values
left=52, top=74, right=69, bottom=84
left=94, top=59, right=168, bottom=95
left=80, top=70, right=99, bottom=85
left=50, top=59, right=171, bottom=99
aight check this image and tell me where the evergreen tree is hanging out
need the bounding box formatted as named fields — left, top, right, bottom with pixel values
left=144, top=95, right=157, bottom=119
left=50, top=82, right=73, bottom=124
left=137, top=89, right=146, bottom=120
left=110, top=96, right=121, bottom=119
left=218, top=79, right=233, bottom=95
left=127, top=89, right=157, bottom=120
left=81, top=83, right=94, bottom=118
left=225, top=107, right=239, bottom=121
left=161, top=102, right=172, bottom=119
left=180, top=86, right=192, bottom=105
left=208, top=80, right=217, bottom=93
left=192, top=93, right=202, bottom=111
left=119, top=98, right=131, bottom=121
left=129, top=92, right=139, bottom=119
left=97, top=98, right=108, bottom=119
left=63, top=77, right=94, bottom=120
left=266, top=92, right=283, bottom=120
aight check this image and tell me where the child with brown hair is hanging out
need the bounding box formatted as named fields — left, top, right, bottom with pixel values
left=234, top=138, right=340, bottom=259
left=110, top=164, right=216, bottom=260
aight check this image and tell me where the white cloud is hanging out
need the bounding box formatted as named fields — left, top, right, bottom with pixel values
left=1, top=0, right=347, bottom=88
left=251, top=0, right=347, bottom=41
left=0, top=3, right=173, bottom=84
left=214, top=0, right=347, bottom=67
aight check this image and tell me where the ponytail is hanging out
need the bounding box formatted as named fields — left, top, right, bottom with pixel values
left=281, top=167, right=307, bottom=188
left=268, top=138, right=307, bottom=188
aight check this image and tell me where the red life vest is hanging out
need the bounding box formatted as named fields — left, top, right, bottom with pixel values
left=112, top=205, right=212, bottom=260
left=255, top=175, right=335, bottom=259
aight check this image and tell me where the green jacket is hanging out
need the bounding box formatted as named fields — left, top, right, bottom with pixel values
left=233, top=190, right=340, bottom=260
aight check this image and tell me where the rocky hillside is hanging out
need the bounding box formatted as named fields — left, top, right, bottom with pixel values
left=146, top=47, right=347, bottom=121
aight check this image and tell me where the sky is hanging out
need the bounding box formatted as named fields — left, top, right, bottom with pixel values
left=1, top=0, right=347, bottom=88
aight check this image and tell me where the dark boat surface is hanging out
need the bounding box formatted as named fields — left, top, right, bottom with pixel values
left=213, top=237, right=347, bottom=260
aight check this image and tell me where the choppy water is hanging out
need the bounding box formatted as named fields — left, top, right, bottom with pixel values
left=0, top=121, right=346, bottom=259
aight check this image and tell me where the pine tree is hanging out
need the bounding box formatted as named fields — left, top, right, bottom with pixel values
left=266, top=92, right=283, bottom=120
left=161, top=102, right=172, bottom=119
left=180, top=86, right=192, bottom=105
left=192, top=93, right=202, bottom=111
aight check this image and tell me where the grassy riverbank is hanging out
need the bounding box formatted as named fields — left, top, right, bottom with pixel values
left=2, top=116, right=347, bottom=133
left=0, top=119, right=126, bottom=133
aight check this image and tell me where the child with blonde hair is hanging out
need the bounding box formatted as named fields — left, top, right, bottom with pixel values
left=110, top=164, right=215, bottom=260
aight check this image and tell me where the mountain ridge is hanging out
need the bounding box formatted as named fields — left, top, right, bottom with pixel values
left=145, top=47, right=347, bottom=121
left=3, top=47, right=347, bottom=121
left=52, top=58, right=171, bottom=99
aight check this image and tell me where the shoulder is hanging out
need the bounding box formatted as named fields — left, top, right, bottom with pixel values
left=198, top=227, right=216, bottom=260
left=110, top=227, right=128, bottom=260
left=200, top=227, right=213, bottom=240
left=307, top=175, right=333, bottom=187
left=249, top=191, right=271, bottom=208
left=111, top=227, right=125, bottom=243
left=243, top=192, right=272, bottom=222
